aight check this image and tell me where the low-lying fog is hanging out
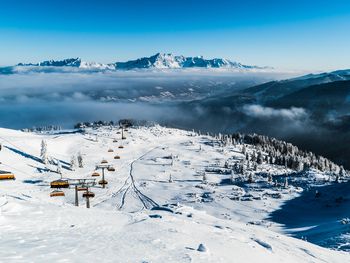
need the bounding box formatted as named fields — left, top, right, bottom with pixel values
left=0, top=70, right=284, bottom=127
left=1, top=70, right=349, bottom=169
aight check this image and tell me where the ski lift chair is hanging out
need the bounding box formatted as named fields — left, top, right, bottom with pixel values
left=98, top=179, right=108, bottom=186
left=91, top=172, right=100, bottom=177
left=50, top=179, right=69, bottom=188
left=50, top=190, right=65, bottom=197
left=107, top=167, right=115, bottom=172
left=0, top=171, right=15, bottom=180
left=82, top=191, right=95, bottom=198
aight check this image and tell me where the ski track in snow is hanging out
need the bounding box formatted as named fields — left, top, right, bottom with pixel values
left=0, top=126, right=349, bottom=262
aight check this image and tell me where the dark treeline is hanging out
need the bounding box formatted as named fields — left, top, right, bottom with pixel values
left=213, top=132, right=348, bottom=177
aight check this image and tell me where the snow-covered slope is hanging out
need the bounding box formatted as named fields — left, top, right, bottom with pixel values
left=0, top=126, right=348, bottom=262
left=242, top=68, right=350, bottom=103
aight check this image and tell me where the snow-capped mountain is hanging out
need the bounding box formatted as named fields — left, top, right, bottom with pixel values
left=115, top=53, right=269, bottom=69
left=13, top=53, right=271, bottom=71
left=17, top=58, right=115, bottom=70
left=115, top=53, right=266, bottom=69
left=18, top=58, right=83, bottom=67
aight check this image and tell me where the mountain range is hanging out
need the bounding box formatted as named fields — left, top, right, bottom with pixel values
left=14, top=53, right=270, bottom=70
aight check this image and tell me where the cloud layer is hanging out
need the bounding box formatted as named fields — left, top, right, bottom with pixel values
left=243, top=104, right=307, bottom=120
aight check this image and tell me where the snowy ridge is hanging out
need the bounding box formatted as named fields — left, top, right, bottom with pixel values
left=9, top=53, right=272, bottom=73
left=18, top=58, right=82, bottom=67
left=0, top=125, right=349, bottom=262
left=288, top=69, right=350, bottom=83
left=114, top=53, right=269, bottom=69
left=17, top=57, right=115, bottom=70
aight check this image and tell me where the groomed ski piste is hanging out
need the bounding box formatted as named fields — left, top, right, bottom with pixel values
left=0, top=125, right=349, bottom=263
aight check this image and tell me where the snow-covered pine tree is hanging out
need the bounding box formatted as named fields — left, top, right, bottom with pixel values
left=268, top=174, right=273, bottom=183
left=57, top=160, right=62, bottom=176
left=240, top=161, right=246, bottom=175
left=247, top=173, right=254, bottom=183
left=40, top=140, right=48, bottom=164
left=230, top=170, right=235, bottom=183
left=335, top=174, right=340, bottom=183
left=202, top=172, right=208, bottom=184
left=339, top=166, right=347, bottom=177
left=77, top=152, right=83, bottom=168
left=70, top=155, right=76, bottom=171
left=242, top=144, right=247, bottom=155
left=224, top=160, right=229, bottom=169
left=257, top=151, right=264, bottom=164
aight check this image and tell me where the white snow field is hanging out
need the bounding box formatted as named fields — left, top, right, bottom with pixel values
left=0, top=126, right=348, bottom=262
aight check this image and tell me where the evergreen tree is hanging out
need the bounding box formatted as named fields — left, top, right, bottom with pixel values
left=230, top=170, right=235, bottom=183
left=40, top=140, right=48, bottom=164
left=70, top=155, right=76, bottom=171
left=267, top=174, right=273, bottom=183
left=247, top=173, right=254, bottom=183
left=202, top=172, right=208, bottom=184
left=57, top=160, right=62, bottom=176
left=77, top=152, right=84, bottom=168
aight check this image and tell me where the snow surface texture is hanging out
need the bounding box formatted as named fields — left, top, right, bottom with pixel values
left=0, top=126, right=348, bottom=262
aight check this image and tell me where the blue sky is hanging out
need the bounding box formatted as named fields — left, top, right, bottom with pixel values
left=0, top=0, right=350, bottom=70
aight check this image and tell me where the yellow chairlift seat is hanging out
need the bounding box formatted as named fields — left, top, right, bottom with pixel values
left=50, top=179, right=69, bottom=189
left=114, top=155, right=121, bottom=159
left=50, top=190, right=65, bottom=197
left=77, top=187, right=88, bottom=191
left=107, top=167, right=115, bottom=172
left=91, top=172, right=100, bottom=177
left=101, top=159, right=108, bottom=164
left=82, top=191, right=95, bottom=198
left=98, top=179, right=108, bottom=186
left=0, top=171, right=15, bottom=180
left=118, top=145, right=124, bottom=149
left=108, top=149, right=114, bottom=152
